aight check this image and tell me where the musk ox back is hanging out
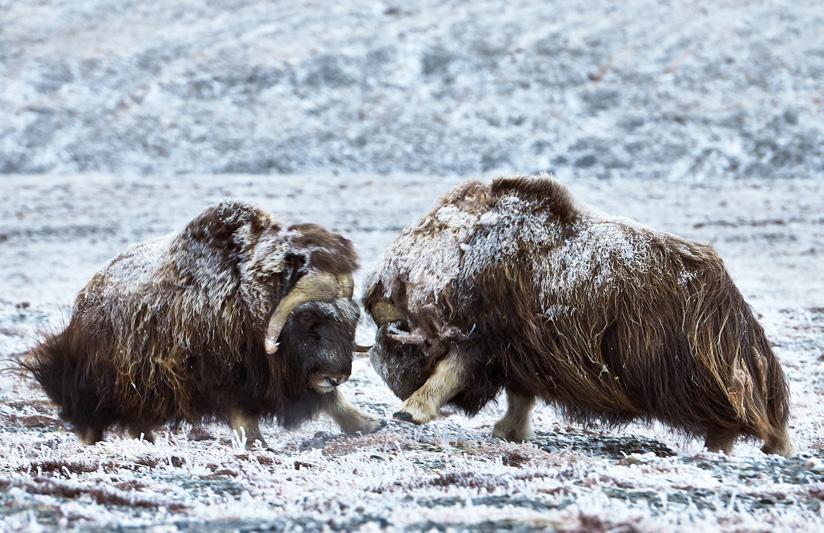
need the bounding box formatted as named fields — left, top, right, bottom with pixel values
left=25, top=200, right=382, bottom=447
left=365, top=176, right=791, bottom=456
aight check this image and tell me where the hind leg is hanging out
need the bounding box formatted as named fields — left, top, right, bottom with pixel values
left=78, top=426, right=104, bottom=445
left=128, top=427, right=156, bottom=444
left=704, top=428, right=738, bottom=454
left=493, top=389, right=535, bottom=442
left=229, top=409, right=267, bottom=450
left=761, top=427, right=793, bottom=457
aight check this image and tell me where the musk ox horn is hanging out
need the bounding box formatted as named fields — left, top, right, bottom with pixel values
left=387, top=331, right=427, bottom=345
left=265, top=272, right=354, bottom=354
left=371, top=301, right=406, bottom=325
left=338, top=273, right=354, bottom=299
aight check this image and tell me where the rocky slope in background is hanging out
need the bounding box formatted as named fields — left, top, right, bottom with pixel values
left=1, top=0, right=823, bottom=178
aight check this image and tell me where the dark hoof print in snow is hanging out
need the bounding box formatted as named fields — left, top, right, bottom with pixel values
left=393, top=411, right=415, bottom=423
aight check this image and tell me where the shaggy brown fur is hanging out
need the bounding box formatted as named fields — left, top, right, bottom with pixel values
left=24, top=201, right=381, bottom=446
left=365, top=176, right=791, bottom=455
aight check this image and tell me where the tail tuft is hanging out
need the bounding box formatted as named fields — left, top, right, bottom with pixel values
left=20, top=326, right=113, bottom=436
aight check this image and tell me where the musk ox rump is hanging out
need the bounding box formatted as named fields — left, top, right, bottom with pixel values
left=365, top=176, right=792, bottom=456
left=25, top=200, right=382, bottom=447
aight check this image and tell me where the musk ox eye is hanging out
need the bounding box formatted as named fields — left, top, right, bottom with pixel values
left=296, top=312, right=316, bottom=327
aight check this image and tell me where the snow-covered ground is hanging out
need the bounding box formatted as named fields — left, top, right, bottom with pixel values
left=1, top=174, right=822, bottom=531
left=1, top=0, right=823, bottom=178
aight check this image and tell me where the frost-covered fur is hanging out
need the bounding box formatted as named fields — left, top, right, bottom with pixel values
left=24, top=201, right=381, bottom=446
left=365, top=176, right=792, bottom=456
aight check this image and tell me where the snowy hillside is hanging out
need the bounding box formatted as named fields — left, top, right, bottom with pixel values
left=1, top=0, right=823, bottom=178
left=1, top=175, right=822, bottom=530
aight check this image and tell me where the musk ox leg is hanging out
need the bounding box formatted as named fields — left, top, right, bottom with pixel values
left=704, top=428, right=738, bottom=454
left=128, top=427, right=156, bottom=444
left=229, top=410, right=268, bottom=450
left=761, top=427, right=793, bottom=457
left=393, top=351, right=466, bottom=424
left=78, top=426, right=104, bottom=445
left=492, top=389, right=535, bottom=442
left=323, top=391, right=385, bottom=435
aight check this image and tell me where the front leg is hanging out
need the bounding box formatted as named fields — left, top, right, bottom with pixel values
left=492, top=389, right=535, bottom=442
left=229, top=409, right=268, bottom=449
left=128, top=426, right=156, bottom=444
left=323, top=391, right=385, bottom=435
left=78, top=426, right=104, bottom=445
left=393, top=350, right=467, bottom=424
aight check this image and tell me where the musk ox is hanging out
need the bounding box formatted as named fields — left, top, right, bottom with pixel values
left=24, top=200, right=382, bottom=448
left=364, top=176, right=792, bottom=456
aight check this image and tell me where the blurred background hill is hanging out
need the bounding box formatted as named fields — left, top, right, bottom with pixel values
left=1, top=0, right=822, bottom=179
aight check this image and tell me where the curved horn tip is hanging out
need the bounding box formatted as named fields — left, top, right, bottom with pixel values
left=265, top=338, right=280, bottom=354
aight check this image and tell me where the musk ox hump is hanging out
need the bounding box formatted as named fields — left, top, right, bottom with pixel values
left=78, top=200, right=284, bottom=319
left=179, top=200, right=274, bottom=251
left=372, top=176, right=580, bottom=313
left=491, top=175, right=578, bottom=224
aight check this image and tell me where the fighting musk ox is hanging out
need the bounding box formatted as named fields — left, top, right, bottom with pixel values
left=364, top=176, right=792, bottom=456
left=25, top=200, right=382, bottom=447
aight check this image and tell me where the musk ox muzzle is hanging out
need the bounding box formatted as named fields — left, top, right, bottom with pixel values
left=364, top=176, right=793, bottom=456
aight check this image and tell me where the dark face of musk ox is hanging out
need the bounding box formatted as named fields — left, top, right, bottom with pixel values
left=279, top=299, right=360, bottom=394
left=368, top=315, right=438, bottom=401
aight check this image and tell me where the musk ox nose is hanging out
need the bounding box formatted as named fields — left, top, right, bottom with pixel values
left=327, top=374, right=349, bottom=387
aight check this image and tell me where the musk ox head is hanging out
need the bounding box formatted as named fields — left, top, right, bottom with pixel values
left=148, top=201, right=360, bottom=368
left=278, top=299, right=360, bottom=393
left=244, top=225, right=356, bottom=356
left=362, top=179, right=517, bottom=400
left=364, top=294, right=463, bottom=400
left=366, top=316, right=432, bottom=400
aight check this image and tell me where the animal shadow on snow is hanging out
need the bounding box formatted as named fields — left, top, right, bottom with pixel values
left=531, top=427, right=676, bottom=458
